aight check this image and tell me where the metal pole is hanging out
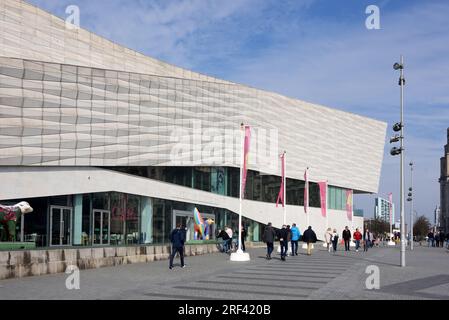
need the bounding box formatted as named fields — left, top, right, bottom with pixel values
left=400, top=55, right=406, bottom=267
left=325, top=181, right=328, bottom=230
left=283, top=151, right=287, bottom=225
left=306, top=168, right=309, bottom=227
left=410, top=162, right=414, bottom=250
left=237, top=124, right=244, bottom=253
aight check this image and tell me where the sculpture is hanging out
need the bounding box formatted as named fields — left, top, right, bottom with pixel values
left=0, top=201, right=33, bottom=241
left=204, top=218, right=215, bottom=240
left=193, top=207, right=215, bottom=240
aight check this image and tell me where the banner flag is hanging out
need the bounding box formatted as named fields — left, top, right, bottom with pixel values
left=388, top=192, right=393, bottom=227
left=241, top=125, right=251, bottom=199
left=346, top=189, right=353, bottom=221
left=318, top=181, right=327, bottom=217
left=276, top=153, right=285, bottom=207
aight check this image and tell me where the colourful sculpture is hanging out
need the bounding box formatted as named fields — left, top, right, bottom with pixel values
left=0, top=201, right=33, bottom=241
left=193, top=207, right=205, bottom=240
left=193, top=208, right=215, bottom=240
left=204, top=218, right=215, bottom=240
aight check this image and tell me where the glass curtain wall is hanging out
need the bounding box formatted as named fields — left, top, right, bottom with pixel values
left=107, top=166, right=328, bottom=208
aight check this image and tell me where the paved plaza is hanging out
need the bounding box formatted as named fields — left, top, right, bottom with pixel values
left=0, top=244, right=448, bottom=300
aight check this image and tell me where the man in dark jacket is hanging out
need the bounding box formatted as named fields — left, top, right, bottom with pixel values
left=302, top=226, right=317, bottom=255
left=342, top=226, right=351, bottom=251
left=439, top=231, right=445, bottom=248
left=169, top=223, right=186, bottom=269
left=262, top=222, right=276, bottom=260
left=241, top=225, right=247, bottom=251
left=277, top=225, right=289, bottom=261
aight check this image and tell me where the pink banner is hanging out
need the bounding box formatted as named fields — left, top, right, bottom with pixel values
left=276, top=153, right=285, bottom=207
left=318, top=181, right=327, bottom=217
left=241, top=125, right=251, bottom=199
left=304, top=169, right=309, bottom=214
left=388, top=192, right=393, bottom=226
left=346, top=189, right=353, bottom=221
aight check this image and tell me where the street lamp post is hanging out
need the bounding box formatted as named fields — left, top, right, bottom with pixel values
left=407, top=162, right=414, bottom=250
left=390, top=55, right=406, bottom=267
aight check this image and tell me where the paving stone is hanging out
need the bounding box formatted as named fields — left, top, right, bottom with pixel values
left=0, top=246, right=448, bottom=300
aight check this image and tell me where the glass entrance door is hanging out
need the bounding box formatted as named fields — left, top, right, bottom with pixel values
left=50, top=206, right=72, bottom=246
left=172, top=210, right=215, bottom=241
left=92, top=209, right=110, bottom=245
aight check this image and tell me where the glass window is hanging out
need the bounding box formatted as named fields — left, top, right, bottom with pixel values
left=193, top=167, right=211, bottom=191
left=262, top=175, right=280, bottom=203
left=342, top=188, right=347, bottom=211
left=309, top=182, right=320, bottom=208
left=125, top=194, right=140, bottom=245
left=336, top=188, right=342, bottom=210
left=227, top=167, right=239, bottom=198
left=252, top=172, right=262, bottom=201
left=110, top=192, right=125, bottom=245
left=92, top=192, right=108, bottom=210
left=211, top=167, right=226, bottom=195
left=2, top=197, right=47, bottom=247
left=286, top=178, right=304, bottom=206
left=82, top=194, right=91, bottom=245
left=152, top=199, right=165, bottom=244
left=328, top=186, right=335, bottom=210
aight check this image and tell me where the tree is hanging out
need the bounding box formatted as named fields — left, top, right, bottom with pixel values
left=413, top=216, right=431, bottom=241
left=364, top=218, right=390, bottom=237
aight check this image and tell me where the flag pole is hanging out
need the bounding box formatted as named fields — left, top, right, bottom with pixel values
left=231, top=123, right=250, bottom=261
left=283, top=151, right=287, bottom=225
left=302, top=167, right=310, bottom=250
left=325, top=180, right=328, bottom=230
left=306, top=167, right=309, bottom=227
left=238, top=123, right=243, bottom=253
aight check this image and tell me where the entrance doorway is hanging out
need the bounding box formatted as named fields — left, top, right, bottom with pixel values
left=92, top=209, right=110, bottom=245
left=173, top=209, right=215, bottom=241
left=49, top=206, right=72, bottom=246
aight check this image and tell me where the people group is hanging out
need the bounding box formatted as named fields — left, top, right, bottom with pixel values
left=169, top=221, right=385, bottom=270
left=262, top=223, right=317, bottom=259
left=426, top=230, right=449, bottom=248
left=260, top=223, right=380, bottom=260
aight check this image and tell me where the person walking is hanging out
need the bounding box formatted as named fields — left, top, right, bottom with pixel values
left=324, top=228, right=332, bottom=253
left=302, top=226, right=317, bottom=255
left=370, top=231, right=375, bottom=248
left=262, top=222, right=276, bottom=260
left=353, top=228, right=362, bottom=252
left=225, top=226, right=233, bottom=251
left=240, top=225, right=247, bottom=251
left=290, top=223, right=301, bottom=256
left=277, top=225, right=289, bottom=261
left=427, top=231, right=434, bottom=247
left=363, top=228, right=372, bottom=252
left=342, top=226, right=351, bottom=251
left=331, top=228, right=339, bottom=253
left=169, top=223, right=186, bottom=269
left=286, top=225, right=292, bottom=256
left=446, top=232, right=449, bottom=249
left=439, top=230, right=445, bottom=248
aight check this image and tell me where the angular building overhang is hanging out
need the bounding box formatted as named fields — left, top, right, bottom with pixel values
left=0, top=0, right=386, bottom=194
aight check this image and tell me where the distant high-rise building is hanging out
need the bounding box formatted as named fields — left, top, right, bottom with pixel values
left=375, top=197, right=394, bottom=224
left=434, top=206, right=441, bottom=229
left=439, top=128, right=449, bottom=233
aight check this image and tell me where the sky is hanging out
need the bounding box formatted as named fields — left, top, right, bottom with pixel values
left=28, top=0, right=449, bottom=224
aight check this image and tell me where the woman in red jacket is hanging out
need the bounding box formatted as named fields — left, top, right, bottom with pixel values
left=353, top=228, right=363, bottom=252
